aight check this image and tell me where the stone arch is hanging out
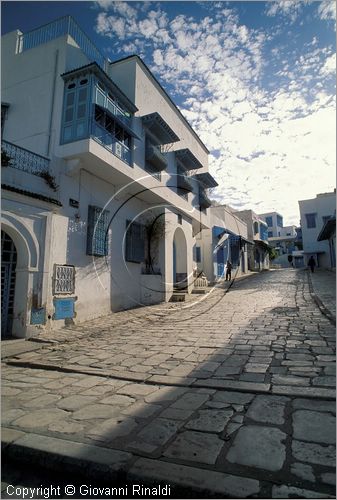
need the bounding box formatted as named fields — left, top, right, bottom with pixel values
left=1, top=215, right=40, bottom=337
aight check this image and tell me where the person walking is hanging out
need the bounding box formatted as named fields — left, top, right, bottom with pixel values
left=308, top=255, right=316, bottom=273
left=225, top=260, right=232, bottom=281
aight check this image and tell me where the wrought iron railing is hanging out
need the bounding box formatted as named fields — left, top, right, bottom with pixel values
left=17, top=16, right=106, bottom=70
left=2, top=140, right=50, bottom=176
left=91, top=122, right=131, bottom=166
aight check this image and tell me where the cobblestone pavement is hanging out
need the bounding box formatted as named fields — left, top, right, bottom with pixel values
left=308, top=269, right=336, bottom=320
left=2, top=269, right=336, bottom=498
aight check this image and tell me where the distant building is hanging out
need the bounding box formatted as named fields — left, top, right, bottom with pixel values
left=198, top=205, right=250, bottom=284
left=235, top=210, right=270, bottom=271
left=317, top=215, right=336, bottom=269
left=298, top=190, right=336, bottom=268
left=259, top=212, right=298, bottom=257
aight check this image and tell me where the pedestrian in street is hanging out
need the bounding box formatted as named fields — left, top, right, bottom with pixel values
left=308, top=255, right=316, bottom=273
left=225, top=260, right=232, bottom=281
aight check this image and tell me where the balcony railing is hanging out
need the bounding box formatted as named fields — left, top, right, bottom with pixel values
left=17, top=16, right=106, bottom=70
left=91, top=122, right=131, bottom=166
left=2, top=140, right=50, bottom=176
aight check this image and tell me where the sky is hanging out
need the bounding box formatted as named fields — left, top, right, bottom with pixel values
left=2, top=1, right=336, bottom=225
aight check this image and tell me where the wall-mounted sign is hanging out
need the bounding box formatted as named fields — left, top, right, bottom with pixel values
left=53, top=298, right=76, bottom=320
left=30, top=308, right=46, bottom=325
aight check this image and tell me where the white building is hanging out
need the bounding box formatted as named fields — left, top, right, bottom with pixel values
left=259, top=212, right=298, bottom=257
left=197, top=205, right=250, bottom=284
left=298, top=190, right=336, bottom=268
left=1, top=17, right=216, bottom=338
left=235, top=210, right=270, bottom=271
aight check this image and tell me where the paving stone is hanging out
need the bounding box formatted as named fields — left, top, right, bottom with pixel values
left=1, top=427, right=25, bottom=446
left=170, top=392, right=210, bottom=410
left=292, top=410, right=335, bottom=444
left=185, top=409, right=233, bottom=432
left=1, top=387, right=22, bottom=396
left=72, top=404, right=121, bottom=420
left=88, top=417, right=138, bottom=441
left=292, top=440, right=335, bottom=466
left=121, top=402, right=161, bottom=418
left=159, top=408, right=195, bottom=420
left=321, top=472, right=336, bottom=486
left=312, top=376, right=336, bottom=386
left=272, top=485, right=333, bottom=498
left=291, top=462, right=315, bottom=482
left=12, top=409, right=69, bottom=429
left=196, top=379, right=270, bottom=392
left=144, top=386, right=187, bottom=403
left=99, top=394, right=135, bottom=406
left=22, top=393, right=62, bottom=408
left=226, top=422, right=242, bottom=435
left=272, top=385, right=335, bottom=399
left=272, top=375, right=310, bottom=385
left=215, top=366, right=242, bottom=376
left=128, top=457, right=260, bottom=497
left=47, top=420, right=85, bottom=434
left=292, top=398, right=336, bottom=413
left=164, top=430, right=224, bottom=465
left=212, top=391, right=255, bottom=405
left=246, top=395, right=289, bottom=425
left=226, top=425, right=286, bottom=471
left=56, top=395, right=98, bottom=411
left=1, top=409, right=26, bottom=425
left=134, top=418, right=181, bottom=448
left=239, top=373, right=266, bottom=382
left=117, top=383, right=159, bottom=397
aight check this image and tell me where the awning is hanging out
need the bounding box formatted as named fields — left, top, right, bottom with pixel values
left=193, top=172, right=218, bottom=188
left=175, top=148, right=203, bottom=170
left=95, top=104, right=140, bottom=140
left=255, top=239, right=271, bottom=249
left=142, top=112, right=179, bottom=144
left=240, top=236, right=254, bottom=245
left=317, top=217, right=336, bottom=241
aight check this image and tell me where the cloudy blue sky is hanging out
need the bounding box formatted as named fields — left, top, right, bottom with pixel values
left=2, top=1, right=336, bottom=225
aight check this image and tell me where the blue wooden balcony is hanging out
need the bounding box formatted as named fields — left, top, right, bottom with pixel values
left=91, top=122, right=131, bottom=166
left=2, top=140, right=50, bottom=176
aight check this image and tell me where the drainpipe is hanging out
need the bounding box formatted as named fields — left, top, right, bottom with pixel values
left=46, top=49, right=59, bottom=157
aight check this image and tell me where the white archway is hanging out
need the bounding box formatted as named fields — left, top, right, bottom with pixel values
left=1, top=215, right=39, bottom=338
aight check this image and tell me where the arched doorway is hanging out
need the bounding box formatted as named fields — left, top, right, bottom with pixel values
left=1, top=230, right=17, bottom=338
left=173, top=227, right=188, bottom=290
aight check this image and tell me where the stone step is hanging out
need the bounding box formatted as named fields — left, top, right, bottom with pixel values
left=170, top=293, right=186, bottom=302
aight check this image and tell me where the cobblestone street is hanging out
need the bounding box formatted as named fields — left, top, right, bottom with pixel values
left=2, top=269, right=336, bottom=498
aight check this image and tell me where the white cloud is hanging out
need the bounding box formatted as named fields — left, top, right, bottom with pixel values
left=317, top=0, right=336, bottom=21
left=321, top=53, right=336, bottom=75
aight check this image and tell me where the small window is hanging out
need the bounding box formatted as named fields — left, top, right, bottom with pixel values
left=305, top=213, right=316, bottom=229
left=177, top=214, right=182, bottom=225
left=80, top=78, right=88, bottom=85
left=68, top=83, right=76, bottom=89
left=86, top=205, right=110, bottom=256
left=125, top=221, right=145, bottom=263
left=253, top=222, right=259, bottom=234
left=265, top=216, right=273, bottom=227
left=53, top=264, right=75, bottom=295
left=196, top=247, right=201, bottom=263
left=268, top=231, right=273, bottom=238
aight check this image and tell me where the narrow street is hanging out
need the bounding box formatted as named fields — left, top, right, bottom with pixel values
left=2, top=269, right=336, bottom=499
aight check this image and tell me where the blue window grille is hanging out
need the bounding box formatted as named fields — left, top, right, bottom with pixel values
left=230, top=235, right=240, bottom=267
left=305, top=213, right=316, bottom=229
left=265, top=216, right=273, bottom=227
left=125, top=220, right=145, bottom=263
left=86, top=205, right=109, bottom=256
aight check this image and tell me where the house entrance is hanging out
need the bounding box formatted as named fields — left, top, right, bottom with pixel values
left=1, top=230, right=17, bottom=338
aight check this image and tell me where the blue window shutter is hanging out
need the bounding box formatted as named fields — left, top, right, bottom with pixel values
left=196, top=247, right=201, bottom=263
left=125, top=220, right=144, bottom=263
left=87, top=205, right=109, bottom=256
